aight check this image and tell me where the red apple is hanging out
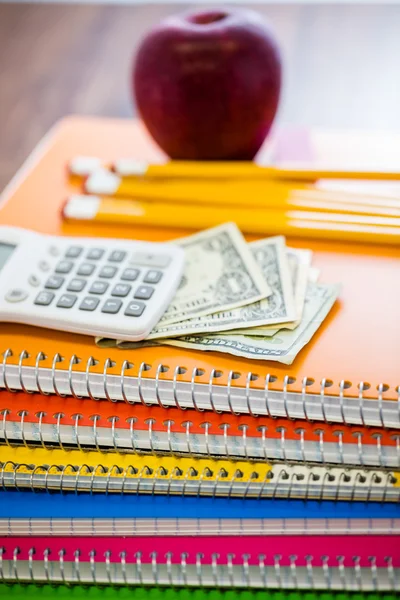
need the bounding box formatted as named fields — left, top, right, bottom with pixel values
left=133, top=8, right=282, bottom=160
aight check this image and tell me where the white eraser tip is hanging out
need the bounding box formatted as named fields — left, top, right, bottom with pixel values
left=85, top=169, right=121, bottom=195
left=69, top=156, right=103, bottom=176
left=114, top=158, right=148, bottom=176
left=64, top=195, right=100, bottom=220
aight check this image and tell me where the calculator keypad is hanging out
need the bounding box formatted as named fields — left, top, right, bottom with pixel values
left=99, top=266, right=117, bottom=279
left=6, top=289, right=29, bottom=303
left=125, top=300, right=146, bottom=317
left=111, top=283, right=131, bottom=298
left=30, top=242, right=177, bottom=332
left=109, top=250, right=126, bottom=263
left=45, top=275, right=65, bottom=290
left=86, top=248, right=104, bottom=260
left=77, top=263, right=96, bottom=277
left=121, top=268, right=140, bottom=281
left=102, top=299, right=122, bottom=314
left=57, top=293, right=77, bottom=309
left=144, top=270, right=162, bottom=284
left=28, top=274, right=41, bottom=287
left=134, top=285, right=154, bottom=300
left=35, top=291, right=54, bottom=306
left=38, top=260, right=51, bottom=272
left=89, top=281, right=109, bottom=295
left=80, top=297, right=100, bottom=311
left=65, top=246, right=83, bottom=258
left=67, top=278, right=86, bottom=292
left=55, top=260, right=74, bottom=274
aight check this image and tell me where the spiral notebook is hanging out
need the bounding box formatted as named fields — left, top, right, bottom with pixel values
left=0, top=117, right=399, bottom=428
left=3, top=586, right=399, bottom=600
left=1, top=390, right=399, bottom=469
left=0, top=534, right=399, bottom=590
left=1, top=445, right=399, bottom=501
left=2, top=490, right=400, bottom=537
left=0, top=536, right=398, bottom=591
left=3, top=488, right=400, bottom=520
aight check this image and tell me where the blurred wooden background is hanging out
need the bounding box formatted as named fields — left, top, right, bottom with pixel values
left=1, top=2, right=400, bottom=191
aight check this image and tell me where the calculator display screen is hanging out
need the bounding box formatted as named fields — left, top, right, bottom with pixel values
left=0, top=243, right=16, bottom=271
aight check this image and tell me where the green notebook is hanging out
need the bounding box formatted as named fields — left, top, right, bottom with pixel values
left=0, top=586, right=397, bottom=600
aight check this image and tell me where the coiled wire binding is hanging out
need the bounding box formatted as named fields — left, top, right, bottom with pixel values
left=0, top=461, right=398, bottom=501
left=0, top=546, right=398, bottom=590
left=1, top=402, right=400, bottom=469
left=1, top=349, right=400, bottom=427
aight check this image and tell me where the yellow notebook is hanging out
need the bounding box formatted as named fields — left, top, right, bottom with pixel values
left=1, top=445, right=398, bottom=501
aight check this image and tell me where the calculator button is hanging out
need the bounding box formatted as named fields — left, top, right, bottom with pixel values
left=67, top=278, right=86, bottom=292
left=121, top=268, right=140, bottom=281
left=125, top=301, right=146, bottom=317
left=101, top=299, right=122, bottom=314
left=77, top=263, right=96, bottom=276
left=6, top=289, right=29, bottom=303
left=57, top=294, right=77, bottom=309
left=99, top=266, right=117, bottom=279
left=34, top=291, right=54, bottom=306
left=48, top=246, right=60, bottom=257
left=65, top=246, right=83, bottom=258
left=86, top=248, right=104, bottom=260
left=55, top=260, right=74, bottom=274
left=89, top=281, right=109, bottom=295
left=108, top=250, right=127, bottom=263
left=130, top=252, right=171, bottom=268
left=38, top=260, right=51, bottom=272
left=134, top=285, right=155, bottom=300
left=45, top=275, right=65, bottom=290
left=143, top=270, right=163, bottom=284
left=28, top=275, right=41, bottom=287
left=79, top=297, right=100, bottom=312
left=111, top=283, right=131, bottom=297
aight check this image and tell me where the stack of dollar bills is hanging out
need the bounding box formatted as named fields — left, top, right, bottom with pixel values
left=96, top=223, right=340, bottom=364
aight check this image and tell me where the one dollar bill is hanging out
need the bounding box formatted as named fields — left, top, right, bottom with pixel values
left=220, top=246, right=310, bottom=337
left=159, top=222, right=271, bottom=325
left=143, top=235, right=295, bottom=339
left=160, top=283, right=341, bottom=364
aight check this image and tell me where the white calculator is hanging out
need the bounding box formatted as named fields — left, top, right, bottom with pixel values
left=0, top=226, right=184, bottom=341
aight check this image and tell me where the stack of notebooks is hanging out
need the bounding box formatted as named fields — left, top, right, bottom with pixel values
left=0, top=117, right=399, bottom=596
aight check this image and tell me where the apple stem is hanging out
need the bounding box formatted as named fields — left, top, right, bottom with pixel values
left=189, top=12, right=227, bottom=25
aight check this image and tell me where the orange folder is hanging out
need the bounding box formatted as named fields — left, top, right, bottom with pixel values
left=0, top=117, right=399, bottom=424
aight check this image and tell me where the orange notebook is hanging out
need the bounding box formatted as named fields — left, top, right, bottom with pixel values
left=1, top=390, right=399, bottom=469
left=0, top=116, right=399, bottom=428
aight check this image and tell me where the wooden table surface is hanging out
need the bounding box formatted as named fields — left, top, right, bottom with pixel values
left=1, top=2, right=400, bottom=191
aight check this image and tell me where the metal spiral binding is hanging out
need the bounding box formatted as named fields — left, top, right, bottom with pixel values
left=2, top=349, right=400, bottom=427
left=138, top=362, right=152, bottom=408
left=2, top=350, right=14, bottom=393
left=120, top=360, right=133, bottom=404
left=1, top=462, right=397, bottom=501
left=34, top=352, right=47, bottom=396
left=0, top=545, right=398, bottom=590
left=1, top=402, right=399, bottom=469
left=85, top=357, right=98, bottom=402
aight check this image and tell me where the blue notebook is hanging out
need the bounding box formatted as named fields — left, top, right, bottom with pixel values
left=2, top=489, right=400, bottom=519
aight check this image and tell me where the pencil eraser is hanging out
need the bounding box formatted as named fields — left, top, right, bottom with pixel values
left=114, top=158, right=148, bottom=176
left=85, top=170, right=120, bottom=195
left=63, top=195, right=100, bottom=220
left=69, top=156, right=103, bottom=176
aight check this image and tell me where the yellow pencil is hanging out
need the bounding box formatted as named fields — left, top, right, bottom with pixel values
left=63, top=195, right=400, bottom=246
left=82, top=169, right=400, bottom=213
left=69, top=156, right=400, bottom=182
